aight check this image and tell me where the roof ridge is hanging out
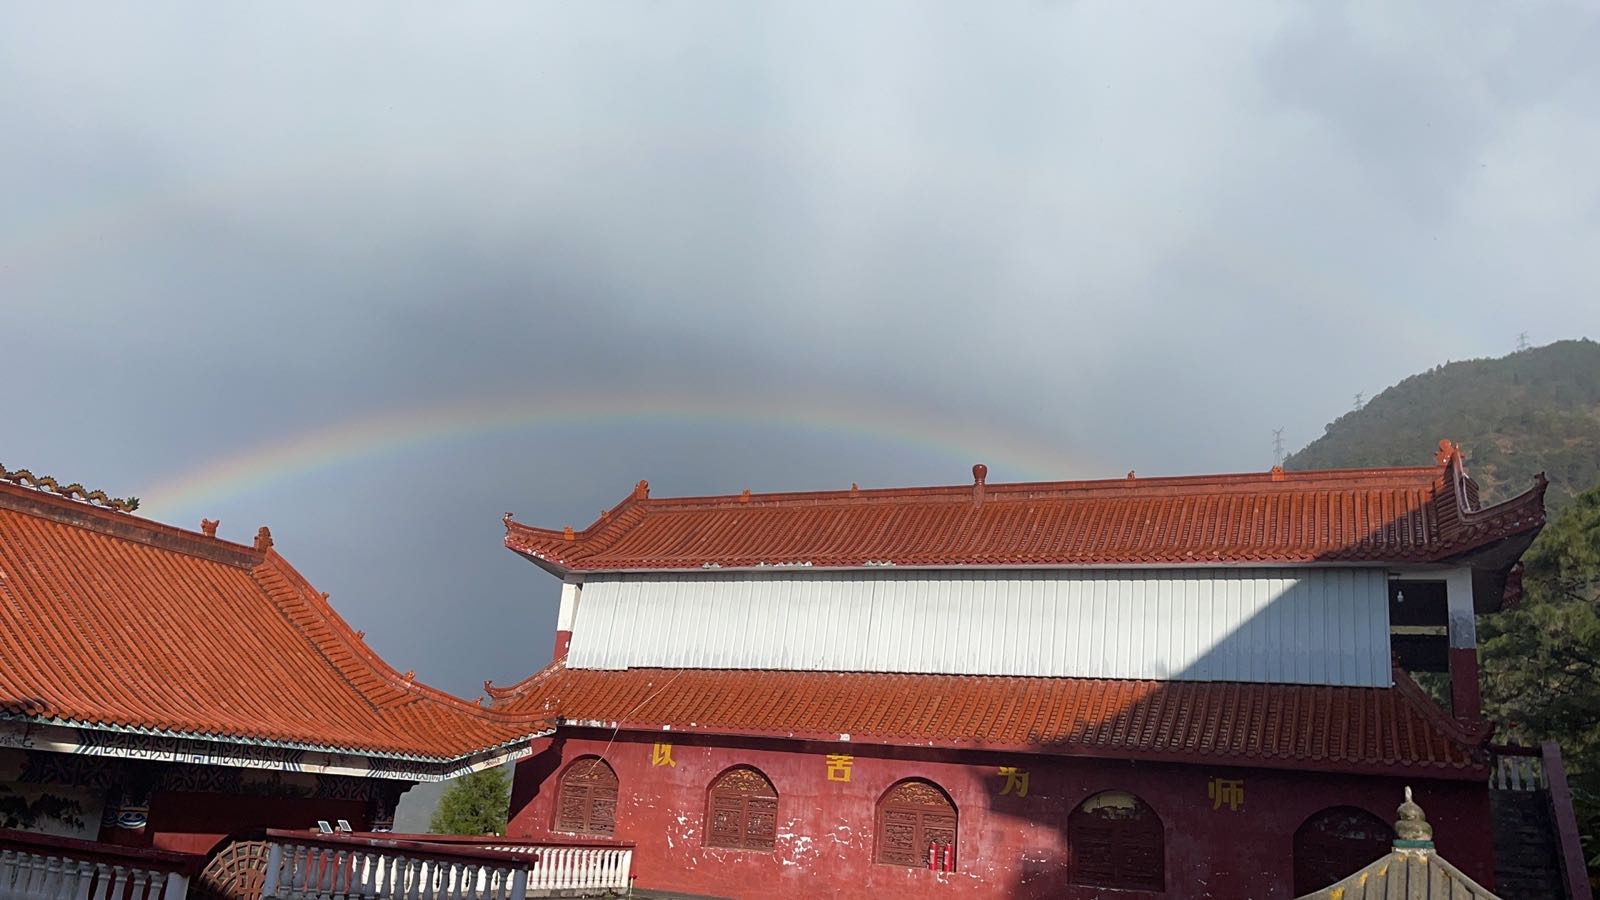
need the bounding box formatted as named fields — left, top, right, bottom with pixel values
left=0, top=462, right=139, bottom=512
left=251, top=552, right=541, bottom=726
left=1389, top=666, right=1490, bottom=748
left=0, top=479, right=262, bottom=568
left=506, top=464, right=1449, bottom=534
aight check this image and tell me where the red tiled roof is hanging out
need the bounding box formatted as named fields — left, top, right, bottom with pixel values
left=491, top=663, right=1486, bottom=777
left=504, top=442, right=1546, bottom=574
left=0, top=480, right=547, bottom=762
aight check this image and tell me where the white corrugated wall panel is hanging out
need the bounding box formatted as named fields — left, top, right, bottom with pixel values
left=563, top=568, right=1393, bottom=686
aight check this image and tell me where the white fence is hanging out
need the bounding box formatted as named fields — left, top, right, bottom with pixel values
left=496, top=845, right=632, bottom=895
left=260, top=832, right=631, bottom=899
left=0, top=832, right=192, bottom=900
left=1489, top=747, right=1547, bottom=792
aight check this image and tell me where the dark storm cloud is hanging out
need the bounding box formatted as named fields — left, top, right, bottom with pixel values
left=3, top=1, right=1598, bottom=694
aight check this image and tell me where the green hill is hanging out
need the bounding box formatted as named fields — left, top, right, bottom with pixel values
left=1286, top=339, right=1600, bottom=512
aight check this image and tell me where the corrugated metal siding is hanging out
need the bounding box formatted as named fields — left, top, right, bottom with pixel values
left=566, top=568, right=1392, bottom=686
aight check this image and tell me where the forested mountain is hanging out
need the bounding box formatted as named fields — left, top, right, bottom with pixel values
left=1286, top=339, right=1600, bottom=512
left=1287, top=338, right=1600, bottom=865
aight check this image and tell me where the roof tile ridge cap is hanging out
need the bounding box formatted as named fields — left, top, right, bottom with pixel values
left=255, top=555, right=544, bottom=733
left=0, top=481, right=264, bottom=566
left=569, top=505, right=651, bottom=557
left=638, top=468, right=1447, bottom=505
left=1452, top=471, right=1549, bottom=528
left=1418, top=851, right=1496, bottom=895
left=250, top=552, right=398, bottom=710
left=504, top=486, right=648, bottom=552
left=252, top=550, right=474, bottom=713
left=1389, top=666, right=1489, bottom=748
left=289, top=593, right=537, bottom=725
left=484, top=658, right=570, bottom=705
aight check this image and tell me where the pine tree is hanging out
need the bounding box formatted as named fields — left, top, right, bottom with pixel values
left=428, top=767, right=511, bottom=836
left=1481, top=480, right=1600, bottom=863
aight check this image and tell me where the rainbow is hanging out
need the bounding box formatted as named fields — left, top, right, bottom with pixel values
left=137, top=392, right=1094, bottom=518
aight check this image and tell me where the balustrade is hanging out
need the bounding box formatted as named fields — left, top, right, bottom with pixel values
left=1487, top=744, right=1547, bottom=792
left=0, top=828, right=195, bottom=900
left=259, top=831, right=632, bottom=899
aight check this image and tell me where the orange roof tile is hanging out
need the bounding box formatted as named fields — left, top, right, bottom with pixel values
left=0, top=480, right=547, bottom=763
left=504, top=443, right=1546, bottom=575
left=492, top=663, right=1486, bottom=777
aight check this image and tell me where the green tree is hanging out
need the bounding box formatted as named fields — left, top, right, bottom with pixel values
left=1481, top=480, right=1600, bottom=863
left=428, top=767, right=511, bottom=836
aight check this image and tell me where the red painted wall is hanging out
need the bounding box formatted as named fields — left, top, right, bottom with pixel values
left=509, top=729, right=1493, bottom=900
left=144, top=791, right=370, bottom=855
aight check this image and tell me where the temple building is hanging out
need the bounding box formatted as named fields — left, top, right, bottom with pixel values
left=0, top=467, right=551, bottom=895
left=490, top=441, right=1580, bottom=899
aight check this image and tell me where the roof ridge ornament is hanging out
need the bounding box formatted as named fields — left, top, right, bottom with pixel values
left=200, top=519, right=219, bottom=537
left=1435, top=438, right=1464, bottom=467
left=634, top=480, right=650, bottom=500
left=0, top=463, right=140, bottom=512
left=972, top=464, right=988, bottom=508
left=1393, top=786, right=1435, bottom=849
left=254, top=526, right=273, bottom=552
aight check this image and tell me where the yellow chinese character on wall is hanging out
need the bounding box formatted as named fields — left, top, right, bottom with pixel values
left=651, top=742, right=676, bottom=767
left=825, top=754, right=854, bottom=782
left=1207, top=777, right=1243, bottom=811
left=998, top=766, right=1030, bottom=798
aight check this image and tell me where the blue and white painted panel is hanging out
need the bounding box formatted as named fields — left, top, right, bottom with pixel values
left=565, top=568, right=1392, bottom=686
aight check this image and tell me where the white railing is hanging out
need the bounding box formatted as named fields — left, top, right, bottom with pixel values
left=0, top=829, right=195, bottom=900
left=493, top=845, right=632, bottom=895
left=265, top=832, right=635, bottom=899
left=262, top=832, right=531, bottom=900
left=1489, top=745, right=1547, bottom=792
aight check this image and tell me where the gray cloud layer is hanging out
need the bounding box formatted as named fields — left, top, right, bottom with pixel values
left=4, top=2, right=1597, bottom=694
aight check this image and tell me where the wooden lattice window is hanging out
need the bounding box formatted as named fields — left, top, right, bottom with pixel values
left=1068, top=791, right=1164, bottom=892
left=875, top=779, right=958, bottom=868
left=1293, top=806, right=1393, bottom=895
left=705, top=766, right=779, bottom=851
left=554, top=756, right=618, bottom=836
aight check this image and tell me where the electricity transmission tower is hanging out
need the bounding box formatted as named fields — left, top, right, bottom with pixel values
left=1272, top=429, right=1286, bottom=467
left=1516, top=332, right=1530, bottom=352
left=1353, top=392, right=1364, bottom=411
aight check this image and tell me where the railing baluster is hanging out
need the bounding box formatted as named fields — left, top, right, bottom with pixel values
left=161, top=873, right=188, bottom=900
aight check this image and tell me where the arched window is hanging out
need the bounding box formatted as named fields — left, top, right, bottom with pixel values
left=875, top=779, right=958, bottom=869
left=554, top=756, right=618, bottom=836
left=1293, top=806, right=1393, bottom=895
left=1068, top=790, right=1164, bottom=892
left=705, top=766, right=778, bottom=851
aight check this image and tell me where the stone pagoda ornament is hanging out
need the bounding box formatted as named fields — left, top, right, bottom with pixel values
left=1393, top=785, right=1434, bottom=847
left=1292, top=787, right=1503, bottom=899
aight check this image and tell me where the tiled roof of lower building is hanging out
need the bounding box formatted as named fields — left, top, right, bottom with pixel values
left=491, top=663, right=1487, bottom=777
left=0, top=479, right=547, bottom=763
left=1294, top=848, right=1499, bottom=899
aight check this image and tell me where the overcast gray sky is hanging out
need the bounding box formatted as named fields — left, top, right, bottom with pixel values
left=4, top=2, right=1597, bottom=697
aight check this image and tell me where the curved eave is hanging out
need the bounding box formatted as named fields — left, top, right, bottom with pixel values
left=1, top=712, right=552, bottom=768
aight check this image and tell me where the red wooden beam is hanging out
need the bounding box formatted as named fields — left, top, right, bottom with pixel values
left=1540, top=740, right=1594, bottom=900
